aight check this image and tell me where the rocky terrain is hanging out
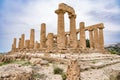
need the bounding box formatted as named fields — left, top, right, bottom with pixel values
left=0, top=52, right=120, bottom=80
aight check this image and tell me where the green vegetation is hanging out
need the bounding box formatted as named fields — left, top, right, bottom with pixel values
left=92, top=60, right=97, bottom=64
left=0, top=60, right=31, bottom=66
left=86, top=39, right=90, bottom=48
left=61, top=72, right=67, bottom=80
left=0, top=52, right=7, bottom=54
left=0, top=62, right=10, bottom=66
left=0, top=59, right=14, bottom=66
left=33, top=73, right=46, bottom=79
left=54, top=67, right=63, bottom=74
left=53, top=67, right=67, bottom=80
left=106, top=45, right=120, bottom=55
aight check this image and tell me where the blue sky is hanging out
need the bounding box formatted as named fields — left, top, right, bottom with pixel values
left=0, top=0, right=120, bottom=52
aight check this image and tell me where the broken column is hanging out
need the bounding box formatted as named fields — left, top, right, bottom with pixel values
left=34, top=41, right=39, bottom=50
left=69, top=14, right=77, bottom=48
left=55, top=9, right=66, bottom=49
left=12, top=38, right=17, bottom=51
left=46, top=33, right=54, bottom=51
left=30, top=29, right=35, bottom=49
left=79, top=22, right=86, bottom=49
left=99, top=25, right=104, bottom=49
left=25, top=40, right=30, bottom=49
left=21, top=34, right=25, bottom=49
left=18, top=38, right=21, bottom=49
left=93, top=28, right=99, bottom=49
left=40, top=23, right=46, bottom=49
left=66, top=59, right=80, bottom=80
left=89, top=29, right=94, bottom=49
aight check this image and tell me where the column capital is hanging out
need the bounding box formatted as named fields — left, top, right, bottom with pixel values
left=55, top=9, right=66, bottom=14
left=69, top=14, right=76, bottom=19
left=88, top=28, right=93, bottom=31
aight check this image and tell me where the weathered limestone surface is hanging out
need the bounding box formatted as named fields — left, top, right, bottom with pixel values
left=34, top=41, right=39, bottom=50
left=89, top=30, right=94, bottom=49
left=79, top=22, right=86, bottom=49
left=30, top=29, right=35, bottom=49
left=18, top=38, right=21, bottom=49
left=69, top=14, right=77, bottom=48
left=25, top=40, right=30, bottom=49
left=59, top=3, right=75, bottom=15
left=94, top=28, right=99, bottom=49
left=0, top=64, right=34, bottom=80
left=12, top=38, right=17, bottom=51
left=40, top=23, right=46, bottom=49
left=99, top=27, right=104, bottom=49
left=55, top=9, right=66, bottom=49
left=46, top=33, right=54, bottom=51
left=21, top=34, right=25, bottom=49
left=67, top=59, right=80, bottom=80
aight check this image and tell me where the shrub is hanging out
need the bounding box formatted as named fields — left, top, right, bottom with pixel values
left=33, top=73, right=46, bottom=79
left=53, top=67, right=67, bottom=80
left=86, top=39, right=90, bottom=48
left=54, top=67, right=63, bottom=74
left=61, top=72, right=67, bottom=80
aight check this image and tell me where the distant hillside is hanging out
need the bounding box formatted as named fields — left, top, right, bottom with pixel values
left=105, top=43, right=120, bottom=55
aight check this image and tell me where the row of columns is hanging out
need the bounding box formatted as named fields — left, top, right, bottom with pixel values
left=12, top=23, right=54, bottom=51
left=55, top=9, right=77, bottom=49
left=88, top=27, right=104, bottom=50
left=11, top=22, right=104, bottom=52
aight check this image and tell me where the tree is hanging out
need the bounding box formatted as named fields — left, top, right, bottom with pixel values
left=86, top=39, right=90, bottom=48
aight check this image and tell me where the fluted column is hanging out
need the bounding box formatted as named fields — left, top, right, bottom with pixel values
left=79, top=22, right=86, bottom=49
left=69, top=14, right=77, bottom=48
left=12, top=38, right=17, bottom=51
left=55, top=9, right=66, bottom=49
left=40, top=23, right=46, bottom=48
left=99, top=27, right=104, bottom=49
left=89, top=30, right=94, bottom=49
left=21, top=34, right=25, bottom=49
left=94, top=28, right=99, bottom=49
left=18, top=38, right=21, bottom=49
left=30, top=29, right=35, bottom=49
left=46, top=33, right=54, bottom=50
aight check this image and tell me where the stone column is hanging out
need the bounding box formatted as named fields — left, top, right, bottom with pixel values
left=18, top=38, right=21, bottom=49
left=30, top=29, right=35, bottom=49
left=65, top=34, right=67, bottom=47
left=66, top=34, right=70, bottom=48
left=40, top=23, right=46, bottom=49
left=69, top=14, right=77, bottom=48
left=99, top=27, right=104, bottom=49
left=25, top=40, right=30, bottom=49
left=89, top=30, right=94, bottom=49
left=79, top=22, right=86, bottom=49
left=21, top=34, right=25, bottom=49
left=46, top=33, right=54, bottom=51
left=12, top=38, right=17, bottom=51
left=94, top=28, right=99, bottom=49
left=55, top=9, right=66, bottom=49
left=35, top=41, right=39, bottom=50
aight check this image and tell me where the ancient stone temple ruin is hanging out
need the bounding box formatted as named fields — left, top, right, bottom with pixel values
left=11, top=3, right=104, bottom=53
